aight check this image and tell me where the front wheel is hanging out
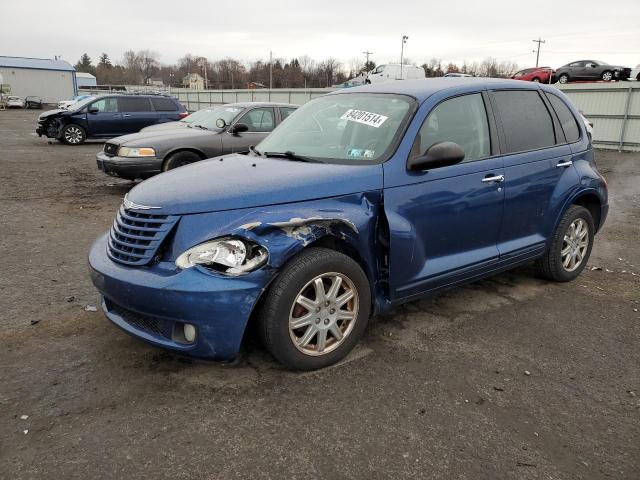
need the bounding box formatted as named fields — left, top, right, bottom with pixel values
left=532, top=77, right=540, bottom=83
left=601, top=71, right=613, bottom=82
left=535, top=205, right=594, bottom=282
left=61, top=124, right=86, bottom=145
left=258, top=248, right=371, bottom=370
left=162, top=151, right=201, bottom=171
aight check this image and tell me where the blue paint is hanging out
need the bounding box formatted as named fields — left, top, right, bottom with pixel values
left=89, top=78, right=608, bottom=360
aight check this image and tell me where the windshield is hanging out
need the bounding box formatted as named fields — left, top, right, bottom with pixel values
left=594, top=60, right=609, bottom=65
left=256, top=93, right=414, bottom=163
left=372, top=65, right=386, bottom=74
left=184, top=105, right=244, bottom=129
left=68, top=96, right=97, bottom=111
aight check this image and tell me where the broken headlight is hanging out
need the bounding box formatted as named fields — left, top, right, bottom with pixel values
left=175, top=238, right=268, bottom=275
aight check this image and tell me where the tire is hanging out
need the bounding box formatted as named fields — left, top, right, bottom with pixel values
left=61, top=124, right=86, bottom=145
left=532, top=77, right=540, bottom=83
left=601, top=71, right=613, bottom=82
left=162, top=151, right=201, bottom=171
left=558, top=73, right=569, bottom=84
left=258, top=247, right=371, bottom=370
left=535, top=205, right=594, bottom=282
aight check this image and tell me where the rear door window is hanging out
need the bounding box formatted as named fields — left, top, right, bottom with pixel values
left=279, top=107, right=297, bottom=120
left=547, top=94, right=581, bottom=143
left=151, top=97, right=178, bottom=111
left=118, top=97, right=152, bottom=112
left=410, top=93, right=491, bottom=163
left=491, top=90, right=556, bottom=153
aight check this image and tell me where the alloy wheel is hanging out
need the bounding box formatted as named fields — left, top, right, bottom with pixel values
left=64, top=126, right=83, bottom=144
left=602, top=71, right=613, bottom=81
left=288, top=272, right=359, bottom=356
left=561, top=218, right=589, bottom=272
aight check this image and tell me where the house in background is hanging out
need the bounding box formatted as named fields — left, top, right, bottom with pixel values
left=0, top=56, right=76, bottom=103
left=182, top=73, right=204, bottom=89
left=149, top=77, right=164, bottom=87
left=246, top=81, right=267, bottom=89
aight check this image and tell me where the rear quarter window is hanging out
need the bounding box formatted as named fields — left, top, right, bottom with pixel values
left=491, top=90, right=556, bottom=153
left=151, top=97, right=178, bottom=111
left=547, top=94, right=581, bottom=143
left=118, top=97, right=152, bottom=112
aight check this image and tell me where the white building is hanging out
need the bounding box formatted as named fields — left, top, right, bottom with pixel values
left=76, top=72, right=97, bottom=88
left=0, top=56, right=76, bottom=103
left=182, top=73, right=205, bottom=90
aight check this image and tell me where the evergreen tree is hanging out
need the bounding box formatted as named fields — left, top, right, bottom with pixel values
left=75, top=53, right=96, bottom=75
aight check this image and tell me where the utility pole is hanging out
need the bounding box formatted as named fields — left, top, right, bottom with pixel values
left=532, top=37, right=545, bottom=67
left=400, top=35, right=408, bottom=79
left=362, top=50, right=373, bottom=71
left=269, top=51, right=273, bottom=89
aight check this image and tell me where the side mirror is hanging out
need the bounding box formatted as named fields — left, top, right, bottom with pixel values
left=407, top=141, right=465, bottom=171
left=88, top=107, right=99, bottom=114
left=216, top=118, right=226, bottom=129
left=230, top=123, right=249, bottom=135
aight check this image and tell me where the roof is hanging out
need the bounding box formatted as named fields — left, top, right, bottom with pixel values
left=0, top=56, right=75, bottom=72
left=333, top=77, right=543, bottom=103
left=76, top=72, right=96, bottom=79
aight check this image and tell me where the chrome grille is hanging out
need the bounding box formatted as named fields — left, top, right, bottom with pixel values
left=107, top=206, right=179, bottom=266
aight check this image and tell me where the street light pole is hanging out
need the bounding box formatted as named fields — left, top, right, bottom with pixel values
left=400, top=35, right=408, bottom=79
left=269, top=51, right=273, bottom=89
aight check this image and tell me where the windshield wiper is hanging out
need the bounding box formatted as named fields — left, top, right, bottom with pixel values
left=249, top=145, right=263, bottom=157
left=263, top=150, right=318, bottom=163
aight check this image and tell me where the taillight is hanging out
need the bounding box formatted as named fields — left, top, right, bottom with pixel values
left=179, top=112, right=189, bottom=119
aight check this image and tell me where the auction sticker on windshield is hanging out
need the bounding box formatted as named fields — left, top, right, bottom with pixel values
left=340, top=109, right=388, bottom=128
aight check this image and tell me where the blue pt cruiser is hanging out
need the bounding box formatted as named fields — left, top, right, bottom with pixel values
left=89, top=78, right=608, bottom=370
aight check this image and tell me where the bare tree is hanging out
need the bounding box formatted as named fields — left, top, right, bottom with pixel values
left=138, top=50, right=160, bottom=85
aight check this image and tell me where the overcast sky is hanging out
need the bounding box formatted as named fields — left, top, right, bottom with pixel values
left=2, top=0, right=639, bottom=70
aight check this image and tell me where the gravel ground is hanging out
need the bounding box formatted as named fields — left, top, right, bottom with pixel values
left=1, top=109, right=639, bottom=480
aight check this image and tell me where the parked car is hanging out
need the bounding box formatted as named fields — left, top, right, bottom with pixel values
left=556, top=60, right=631, bottom=83
left=366, top=64, right=425, bottom=83
left=443, top=73, right=473, bottom=77
left=631, top=64, right=640, bottom=81
left=36, top=94, right=187, bottom=145
left=512, top=67, right=554, bottom=83
left=6, top=96, right=25, bottom=108
left=24, top=96, right=43, bottom=109
left=96, top=102, right=298, bottom=180
left=89, top=78, right=608, bottom=370
left=58, top=94, right=93, bottom=110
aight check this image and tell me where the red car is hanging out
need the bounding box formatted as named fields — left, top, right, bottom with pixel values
left=512, top=67, right=555, bottom=83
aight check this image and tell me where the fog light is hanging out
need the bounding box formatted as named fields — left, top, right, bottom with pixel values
left=183, top=323, right=197, bottom=343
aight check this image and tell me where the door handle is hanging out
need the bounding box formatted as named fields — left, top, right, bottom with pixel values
left=556, top=160, right=573, bottom=168
left=122, top=114, right=132, bottom=117
left=482, top=174, right=505, bottom=183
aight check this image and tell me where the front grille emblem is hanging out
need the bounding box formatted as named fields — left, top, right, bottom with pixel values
left=123, top=195, right=161, bottom=211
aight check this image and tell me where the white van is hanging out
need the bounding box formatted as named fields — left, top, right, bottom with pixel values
left=366, top=64, right=425, bottom=83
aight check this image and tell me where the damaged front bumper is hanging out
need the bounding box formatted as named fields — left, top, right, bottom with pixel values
left=89, top=233, right=274, bottom=360
left=96, top=152, right=162, bottom=180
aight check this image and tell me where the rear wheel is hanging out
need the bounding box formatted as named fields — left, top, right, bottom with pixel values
left=162, top=151, right=201, bottom=171
left=258, top=248, right=371, bottom=370
left=558, top=73, right=569, bottom=84
left=61, top=124, right=86, bottom=145
left=532, top=77, right=540, bottom=82
left=601, top=71, right=613, bottom=82
left=535, top=205, right=594, bottom=282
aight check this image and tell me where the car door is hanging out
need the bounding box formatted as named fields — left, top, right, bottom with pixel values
left=85, top=97, right=123, bottom=136
left=583, top=61, right=600, bottom=80
left=384, top=92, right=505, bottom=300
left=488, top=88, right=578, bottom=260
left=117, top=97, right=156, bottom=133
left=221, top=106, right=276, bottom=154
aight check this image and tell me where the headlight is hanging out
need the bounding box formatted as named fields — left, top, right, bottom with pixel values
left=117, top=146, right=156, bottom=157
left=175, top=238, right=268, bottom=275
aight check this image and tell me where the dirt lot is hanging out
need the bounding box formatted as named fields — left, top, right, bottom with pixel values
left=1, top=109, right=639, bottom=479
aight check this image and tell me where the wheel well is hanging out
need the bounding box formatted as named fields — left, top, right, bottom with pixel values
left=163, top=148, right=206, bottom=164
left=573, top=193, right=602, bottom=230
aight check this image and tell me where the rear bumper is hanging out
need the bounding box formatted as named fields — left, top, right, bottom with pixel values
left=89, top=232, right=273, bottom=360
left=96, top=151, right=162, bottom=180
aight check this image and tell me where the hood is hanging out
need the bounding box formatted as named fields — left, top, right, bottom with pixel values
left=38, top=108, right=67, bottom=119
left=141, top=121, right=188, bottom=132
left=127, top=154, right=383, bottom=215
left=108, top=127, right=218, bottom=147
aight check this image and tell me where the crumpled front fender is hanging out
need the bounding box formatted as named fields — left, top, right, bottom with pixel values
left=167, top=191, right=386, bottom=310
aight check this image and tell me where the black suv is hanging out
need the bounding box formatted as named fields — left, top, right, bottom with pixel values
left=36, top=94, right=187, bottom=145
